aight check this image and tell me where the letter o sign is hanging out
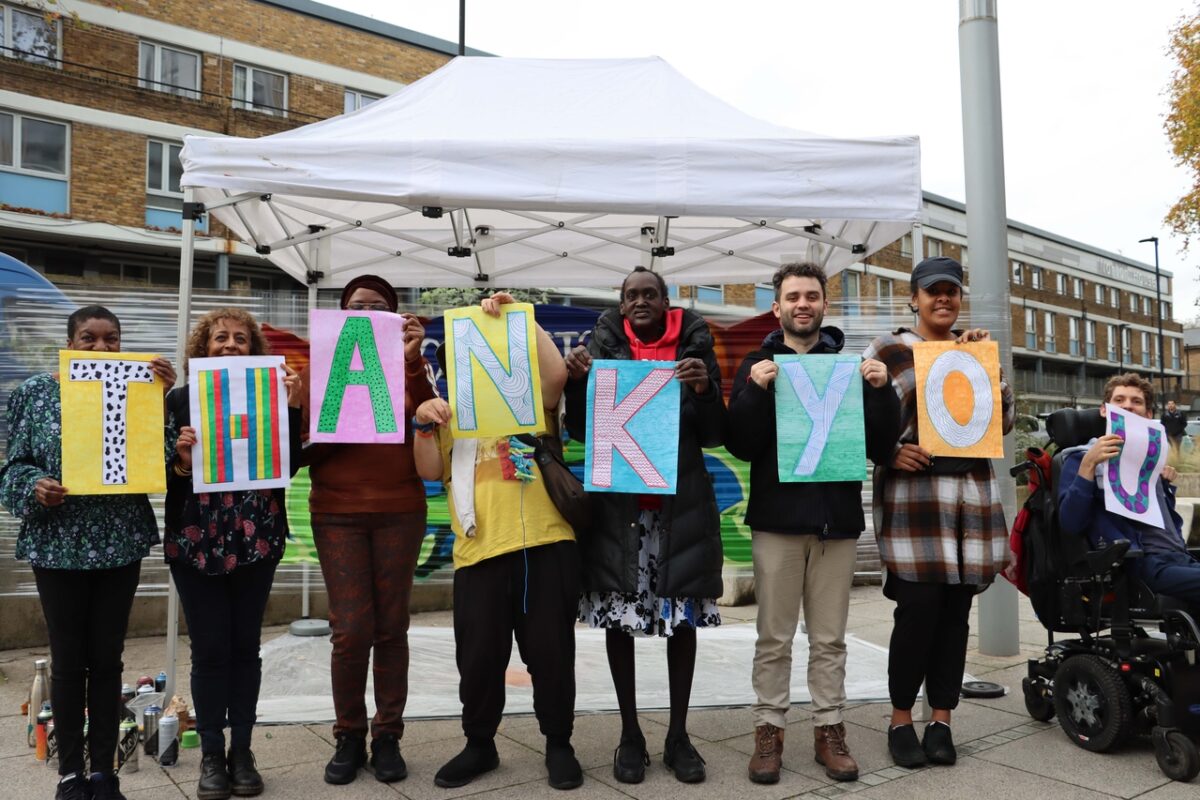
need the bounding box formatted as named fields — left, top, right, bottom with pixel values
left=924, top=350, right=993, bottom=448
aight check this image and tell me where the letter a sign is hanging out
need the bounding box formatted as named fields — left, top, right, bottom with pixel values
left=445, top=303, right=545, bottom=438
left=914, top=340, right=1004, bottom=458
left=309, top=310, right=406, bottom=443
left=774, top=355, right=866, bottom=482
left=60, top=350, right=167, bottom=494
left=584, top=360, right=680, bottom=494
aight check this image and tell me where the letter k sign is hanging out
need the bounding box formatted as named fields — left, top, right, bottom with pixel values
left=588, top=365, right=676, bottom=491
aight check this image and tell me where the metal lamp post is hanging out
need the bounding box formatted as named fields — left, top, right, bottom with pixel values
left=1138, top=236, right=1167, bottom=402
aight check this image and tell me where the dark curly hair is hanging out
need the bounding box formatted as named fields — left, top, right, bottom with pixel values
left=1102, top=372, right=1155, bottom=412
left=183, top=307, right=270, bottom=371
left=772, top=262, right=827, bottom=301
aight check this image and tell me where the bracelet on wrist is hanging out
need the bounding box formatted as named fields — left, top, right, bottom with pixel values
left=173, top=461, right=193, bottom=477
left=411, top=416, right=436, bottom=434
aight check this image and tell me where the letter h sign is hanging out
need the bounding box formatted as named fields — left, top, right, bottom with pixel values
left=584, top=360, right=680, bottom=494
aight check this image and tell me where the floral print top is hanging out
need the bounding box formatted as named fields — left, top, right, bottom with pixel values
left=163, top=386, right=299, bottom=575
left=0, top=373, right=159, bottom=569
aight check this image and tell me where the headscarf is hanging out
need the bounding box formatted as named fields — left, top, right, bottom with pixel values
left=339, top=274, right=398, bottom=312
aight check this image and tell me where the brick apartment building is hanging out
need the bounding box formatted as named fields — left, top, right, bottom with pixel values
left=697, top=193, right=1186, bottom=413
left=0, top=0, right=472, bottom=290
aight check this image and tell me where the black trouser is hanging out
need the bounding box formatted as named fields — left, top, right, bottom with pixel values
left=453, top=541, right=580, bottom=741
left=885, top=574, right=977, bottom=711
left=33, top=561, right=142, bottom=776
left=171, top=559, right=278, bottom=755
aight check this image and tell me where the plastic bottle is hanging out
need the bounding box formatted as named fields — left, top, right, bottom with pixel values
left=28, top=659, right=49, bottom=747
left=157, top=714, right=179, bottom=766
left=34, top=702, right=52, bottom=761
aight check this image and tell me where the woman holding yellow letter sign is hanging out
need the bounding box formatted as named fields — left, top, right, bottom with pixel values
left=864, top=256, right=1014, bottom=771
left=0, top=305, right=174, bottom=800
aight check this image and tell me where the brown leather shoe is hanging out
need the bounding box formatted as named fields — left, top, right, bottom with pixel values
left=814, top=723, right=859, bottom=782
left=747, top=724, right=784, bottom=784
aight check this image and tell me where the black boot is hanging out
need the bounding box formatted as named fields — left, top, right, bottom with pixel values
left=433, top=739, right=500, bottom=788
left=227, top=747, right=264, bottom=796
left=888, top=724, right=927, bottom=768
left=88, top=772, right=128, bottom=800
left=197, top=752, right=233, bottom=800
left=663, top=734, right=706, bottom=783
left=612, top=732, right=649, bottom=784
left=545, top=738, right=583, bottom=790
left=54, top=773, right=89, bottom=800
left=369, top=734, right=407, bottom=782
left=324, top=733, right=367, bottom=785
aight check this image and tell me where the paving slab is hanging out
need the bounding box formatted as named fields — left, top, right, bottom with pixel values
left=499, top=709, right=669, bottom=771
left=384, top=733, right=545, bottom=800
left=853, top=755, right=1127, bottom=799
left=972, top=727, right=1172, bottom=798
left=173, top=760, right=404, bottom=799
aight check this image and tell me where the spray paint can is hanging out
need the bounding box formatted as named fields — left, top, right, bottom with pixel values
left=157, top=714, right=179, bottom=766
left=136, top=684, right=154, bottom=696
left=118, top=719, right=138, bottom=773
left=142, top=706, right=161, bottom=757
left=154, top=671, right=167, bottom=693
left=28, top=659, right=50, bottom=747
left=34, top=702, right=52, bottom=761
left=121, top=683, right=136, bottom=704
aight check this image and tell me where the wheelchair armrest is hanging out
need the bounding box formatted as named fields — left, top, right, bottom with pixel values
left=1085, top=540, right=1132, bottom=574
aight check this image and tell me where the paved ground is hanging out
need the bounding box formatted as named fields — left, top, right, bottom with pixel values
left=3, top=585, right=1196, bottom=799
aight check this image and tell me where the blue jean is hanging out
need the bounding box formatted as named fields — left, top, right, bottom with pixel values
left=1139, top=550, right=1200, bottom=616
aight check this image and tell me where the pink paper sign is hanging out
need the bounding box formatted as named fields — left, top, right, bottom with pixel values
left=309, top=309, right=406, bottom=443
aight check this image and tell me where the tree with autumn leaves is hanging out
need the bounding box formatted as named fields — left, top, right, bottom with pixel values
left=1166, top=9, right=1200, bottom=247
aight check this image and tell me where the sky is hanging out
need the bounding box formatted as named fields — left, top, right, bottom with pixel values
left=331, top=0, right=1199, bottom=322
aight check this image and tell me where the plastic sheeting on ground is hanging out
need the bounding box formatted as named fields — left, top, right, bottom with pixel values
left=256, top=624, right=914, bottom=724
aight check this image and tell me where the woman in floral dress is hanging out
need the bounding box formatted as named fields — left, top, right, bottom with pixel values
left=0, top=305, right=175, bottom=800
left=164, top=308, right=301, bottom=800
left=564, top=267, right=726, bottom=784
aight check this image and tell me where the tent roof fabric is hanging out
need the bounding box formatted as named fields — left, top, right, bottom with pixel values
left=182, top=57, right=921, bottom=289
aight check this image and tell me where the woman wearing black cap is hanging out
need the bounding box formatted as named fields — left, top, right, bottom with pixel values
left=298, top=275, right=437, bottom=786
left=864, top=256, right=1014, bottom=769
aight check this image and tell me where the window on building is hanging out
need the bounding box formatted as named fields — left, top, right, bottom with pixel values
left=233, top=64, right=287, bottom=116
left=1122, top=327, right=1131, bottom=363
left=1011, top=261, right=1022, bottom=284
left=1044, top=311, right=1056, bottom=353
left=1162, top=300, right=1170, bottom=319
left=1094, top=284, right=1104, bottom=304
left=960, top=247, right=969, bottom=266
left=0, top=4, right=59, bottom=66
left=1072, top=277, right=1083, bottom=298
left=1030, top=266, right=1042, bottom=290
left=0, top=111, right=68, bottom=214
left=1056, top=273, right=1066, bottom=294
left=1143, top=296, right=1152, bottom=316
left=1130, top=292, right=1139, bottom=313
left=343, top=89, right=382, bottom=114
left=696, top=285, right=722, bottom=304
left=900, top=233, right=913, bottom=259
left=754, top=284, right=773, bottom=311
left=1085, top=320, right=1096, bottom=358
left=878, top=277, right=894, bottom=308
left=926, top=238, right=942, bottom=258
left=1172, top=338, right=1181, bottom=370
left=1142, top=331, right=1151, bottom=366
left=138, top=41, right=200, bottom=99
left=1024, top=308, right=1036, bottom=350
left=1106, top=324, right=1118, bottom=361
left=146, top=140, right=182, bottom=196
left=1110, top=287, right=1119, bottom=307
left=843, top=271, right=861, bottom=316
left=1068, top=317, right=1080, bottom=356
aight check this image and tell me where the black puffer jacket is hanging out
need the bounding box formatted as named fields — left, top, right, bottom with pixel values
left=564, top=308, right=726, bottom=599
left=726, top=327, right=901, bottom=538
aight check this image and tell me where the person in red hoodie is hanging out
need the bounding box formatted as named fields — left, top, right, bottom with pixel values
left=299, top=275, right=436, bottom=786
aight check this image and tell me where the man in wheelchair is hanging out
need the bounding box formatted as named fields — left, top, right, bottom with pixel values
left=1058, top=373, right=1200, bottom=619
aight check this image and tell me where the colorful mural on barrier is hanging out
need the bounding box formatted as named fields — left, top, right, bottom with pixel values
left=280, top=304, right=760, bottom=581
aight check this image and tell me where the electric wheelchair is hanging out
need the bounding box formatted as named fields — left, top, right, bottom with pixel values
left=1012, top=408, right=1200, bottom=782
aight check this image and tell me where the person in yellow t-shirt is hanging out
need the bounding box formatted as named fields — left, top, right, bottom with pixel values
left=413, top=292, right=581, bottom=791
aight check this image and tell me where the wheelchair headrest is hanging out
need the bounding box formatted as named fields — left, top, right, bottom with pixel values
left=1046, top=408, right=1105, bottom=449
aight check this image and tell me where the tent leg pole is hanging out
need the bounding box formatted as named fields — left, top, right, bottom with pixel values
left=165, top=188, right=198, bottom=704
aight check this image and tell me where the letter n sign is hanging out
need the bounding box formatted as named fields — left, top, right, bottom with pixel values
left=309, top=310, right=406, bottom=444
left=584, top=359, right=680, bottom=494
left=774, top=355, right=866, bottom=482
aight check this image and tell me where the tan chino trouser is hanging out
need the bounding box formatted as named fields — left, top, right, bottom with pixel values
left=751, top=531, right=857, bottom=728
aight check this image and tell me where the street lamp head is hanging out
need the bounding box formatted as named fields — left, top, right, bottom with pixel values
left=1139, top=236, right=1159, bottom=244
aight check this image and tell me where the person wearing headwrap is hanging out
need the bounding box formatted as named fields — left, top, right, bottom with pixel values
left=299, top=274, right=438, bottom=786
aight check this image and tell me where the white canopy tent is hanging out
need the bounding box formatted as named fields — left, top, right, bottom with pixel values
left=166, top=56, right=921, bottom=703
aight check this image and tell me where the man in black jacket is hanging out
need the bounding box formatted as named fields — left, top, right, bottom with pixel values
left=728, top=262, right=900, bottom=785
left=1161, top=399, right=1188, bottom=454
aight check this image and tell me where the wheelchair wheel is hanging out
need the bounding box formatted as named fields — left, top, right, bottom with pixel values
left=1022, top=677, right=1055, bottom=722
left=1154, top=730, right=1200, bottom=783
left=1052, top=654, right=1133, bottom=752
